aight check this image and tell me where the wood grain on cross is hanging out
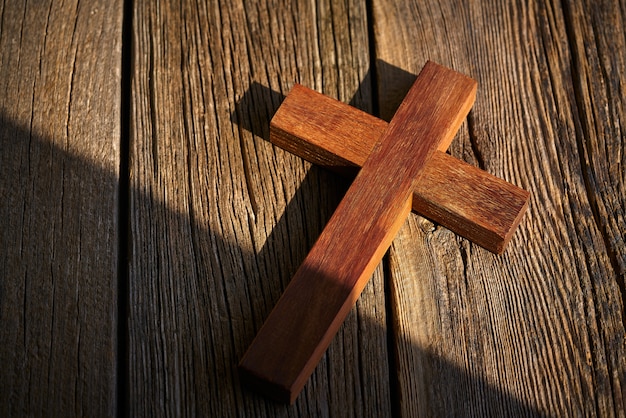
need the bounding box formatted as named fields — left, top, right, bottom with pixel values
left=269, top=84, right=530, bottom=254
left=239, top=61, right=479, bottom=403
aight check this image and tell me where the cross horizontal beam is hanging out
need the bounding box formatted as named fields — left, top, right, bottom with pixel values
left=269, top=84, right=529, bottom=254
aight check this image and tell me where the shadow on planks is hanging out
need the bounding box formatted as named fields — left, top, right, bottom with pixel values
left=0, top=63, right=545, bottom=416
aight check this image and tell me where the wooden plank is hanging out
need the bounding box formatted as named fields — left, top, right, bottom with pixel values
left=561, top=0, right=626, bottom=292
left=269, top=84, right=529, bottom=254
left=558, top=0, right=626, bottom=411
left=129, top=0, right=392, bottom=415
left=373, top=0, right=625, bottom=416
left=0, top=1, right=122, bottom=415
left=239, top=62, right=477, bottom=403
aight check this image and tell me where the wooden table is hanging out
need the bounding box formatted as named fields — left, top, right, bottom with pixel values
left=1, top=1, right=624, bottom=416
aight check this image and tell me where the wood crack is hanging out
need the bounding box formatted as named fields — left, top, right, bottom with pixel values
left=365, top=0, right=380, bottom=119
left=148, top=11, right=159, bottom=179
left=117, top=0, right=133, bottom=415
left=466, top=113, right=486, bottom=170
left=238, top=129, right=259, bottom=220
left=382, top=253, right=401, bottom=418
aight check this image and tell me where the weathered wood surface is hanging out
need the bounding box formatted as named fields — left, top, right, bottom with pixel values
left=129, top=0, right=391, bottom=416
left=1, top=0, right=624, bottom=416
left=0, top=0, right=122, bottom=416
left=374, top=0, right=626, bottom=416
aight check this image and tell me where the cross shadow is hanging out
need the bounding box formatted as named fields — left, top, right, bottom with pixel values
left=230, top=60, right=418, bottom=135
left=0, top=61, right=547, bottom=416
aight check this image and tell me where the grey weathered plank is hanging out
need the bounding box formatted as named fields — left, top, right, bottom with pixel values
left=0, top=0, right=122, bottom=416
left=128, top=0, right=390, bottom=415
left=373, top=0, right=625, bottom=416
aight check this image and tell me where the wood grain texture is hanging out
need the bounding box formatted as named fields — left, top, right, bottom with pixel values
left=2, top=0, right=622, bottom=415
left=239, top=62, right=477, bottom=403
left=0, top=1, right=122, bottom=416
left=270, top=84, right=529, bottom=254
left=373, top=0, right=625, bottom=416
left=129, top=0, right=392, bottom=415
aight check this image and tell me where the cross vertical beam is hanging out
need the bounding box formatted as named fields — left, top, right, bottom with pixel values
left=239, top=62, right=477, bottom=403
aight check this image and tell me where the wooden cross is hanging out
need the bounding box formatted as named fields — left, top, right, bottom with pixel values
left=239, top=61, right=529, bottom=403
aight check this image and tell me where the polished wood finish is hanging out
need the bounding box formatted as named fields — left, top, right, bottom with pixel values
left=270, top=84, right=529, bottom=254
left=239, top=62, right=477, bottom=403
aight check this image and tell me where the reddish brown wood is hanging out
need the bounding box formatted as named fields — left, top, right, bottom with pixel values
left=239, top=61, right=477, bottom=403
left=270, top=84, right=529, bottom=254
